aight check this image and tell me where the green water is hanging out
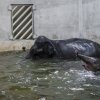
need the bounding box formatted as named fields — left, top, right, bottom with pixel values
left=0, top=52, right=100, bottom=100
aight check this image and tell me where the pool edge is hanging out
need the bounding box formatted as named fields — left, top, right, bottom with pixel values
left=0, top=40, right=34, bottom=52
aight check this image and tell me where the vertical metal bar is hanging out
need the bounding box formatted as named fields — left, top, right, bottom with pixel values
left=11, top=6, right=14, bottom=39
left=32, top=6, right=34, bottom=39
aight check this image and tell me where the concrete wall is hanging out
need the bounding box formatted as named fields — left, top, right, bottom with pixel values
left=34, top=0, right=79, bottom=39
left=83, top=0, right=100, bottom=42
left=0, top=0, right=100, bottom=51
left=34, top=0, right=100, bottom=41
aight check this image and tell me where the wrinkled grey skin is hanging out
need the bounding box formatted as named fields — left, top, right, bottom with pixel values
left=26, top=36, right=100, bottom=60
left=77, top=53, right=100, bottom=72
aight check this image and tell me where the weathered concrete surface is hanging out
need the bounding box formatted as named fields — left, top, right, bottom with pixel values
left=0, top=40, right=34, bottom=52
left=34, top=0, right=79, bottom=40
left=83, top=0, right=100, bottom=42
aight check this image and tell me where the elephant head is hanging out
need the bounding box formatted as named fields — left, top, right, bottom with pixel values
left=26, top=36, right=55, bottom=59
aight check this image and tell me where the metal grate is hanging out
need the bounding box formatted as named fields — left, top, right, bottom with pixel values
left=11, top=4, right=33, bottom=39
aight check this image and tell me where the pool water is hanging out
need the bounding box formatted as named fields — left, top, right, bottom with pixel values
left=0, top=52, right=100, bottom=100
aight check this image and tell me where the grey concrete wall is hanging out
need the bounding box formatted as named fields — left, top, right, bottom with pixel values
left=34, top=0, right=79, bottom=39
left=0, top=0, right=100, bottom=43
left=83, top=0, right=100, bottom=42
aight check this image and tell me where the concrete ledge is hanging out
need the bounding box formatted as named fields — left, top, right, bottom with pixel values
left=0, top=40, right=34, bottom=52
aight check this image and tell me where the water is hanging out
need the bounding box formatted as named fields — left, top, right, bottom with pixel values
left=0, top=52, right=100, bottom=100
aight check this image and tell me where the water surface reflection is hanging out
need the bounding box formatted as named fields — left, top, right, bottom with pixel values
left=0, top=52, right=100, bottom=100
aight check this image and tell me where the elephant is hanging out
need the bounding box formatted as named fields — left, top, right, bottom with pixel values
left=77, top=53, right=100, bottom=72
left=26, top=36, right=100, bottom=60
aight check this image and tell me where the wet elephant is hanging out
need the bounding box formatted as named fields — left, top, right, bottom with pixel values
left=26, top=36, right=100, bottom=60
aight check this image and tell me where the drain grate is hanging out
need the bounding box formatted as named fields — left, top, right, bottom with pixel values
left=11, top=4, right=33, bottom=39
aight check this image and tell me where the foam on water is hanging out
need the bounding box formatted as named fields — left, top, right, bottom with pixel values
left=0, top=52, right=100, bottom=100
